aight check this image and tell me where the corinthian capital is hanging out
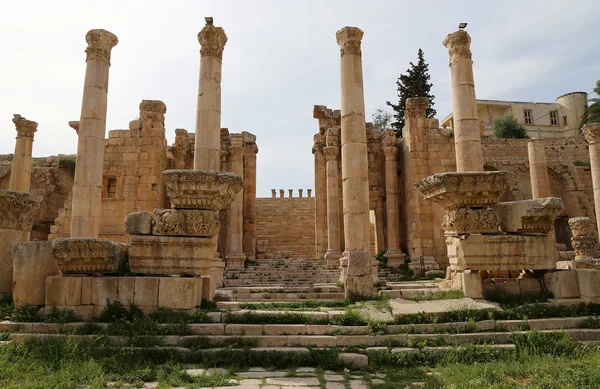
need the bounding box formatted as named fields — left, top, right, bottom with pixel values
left=384, top=146, right=398, bottom=161
left=443, top=30, right=472, bottom=61
left=405, top=97, right=430, bottom=118
left=229, top=146, right=245, bottom=162
left=323, top=146, right=339, bottom=161
left=12, top=114, right=37, bottom=138
left=336, top=26, right=363, bottom=57
left=583, top=123, right=600, bottom=145
left=85, top=29, right=118, bottom=64
left=198, top=24, right=228, bottom=59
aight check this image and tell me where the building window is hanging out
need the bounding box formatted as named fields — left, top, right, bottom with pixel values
left=563, top=116, right=568, bottom=126
left=550, top=111, right=558, bottom=126
left=102, top=176, right=117, bottom=198
left=524, top=110, right=533, bottom=125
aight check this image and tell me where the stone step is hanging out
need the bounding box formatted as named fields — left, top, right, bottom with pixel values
left=222, top=286, right=342, bottom=293
left=379, top=288, right=441, bottom=299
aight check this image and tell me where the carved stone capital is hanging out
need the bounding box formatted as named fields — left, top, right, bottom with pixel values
left=140, top=100, right=166, bottom=114
left=163, top=170, right=243, bottom=211
left=569, top=216, right=593, bottom=237
left=336, top=26, right=363, bottom=57
left=140, top=100, right=166, bottom=130
left=443, top=30, right=472, bottom=61
left=85, top=29, right=118, bottom=64
left=152, top=209, right=221, bottom=237
left=325, top=126, right=340, bottom=147
left=583, top=123, right=600, bottom=145
left=571, top=235, right=597, bottom=260
left=383, top=146, right=398, bottom=161
left=229, top=146, right=245, bottom=162
left=442, top=208, right=500, bottom=235
left=52, top=238, right=125, bottom=274
left=245, top=143, right=259, bottom=155
left=323, top=146, right=339, bottom=161
left=12, top=114, right=37, bottom=138
left=381, top=129, right=398, bottom=148
left=405, top=97, right=430, bottom=118
left=198, top=24, right=227, bottom=59
left=312, top=133, right=325, bottom=155
left=0, top=190, right=40, bottom=231
left=498, top=197, right=565, bottom=235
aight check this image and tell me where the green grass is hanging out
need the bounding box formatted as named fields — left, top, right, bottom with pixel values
left=238, top=300, right=350, bottom=311
left=404, top=290, right=464, bottom=301
left=225, top=311, right=321, bottom=325
left=483, top=288, right=553, bottom=309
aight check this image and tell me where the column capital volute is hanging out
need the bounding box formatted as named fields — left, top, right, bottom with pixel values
left=85, top=29, right=118, bottom=64
left=405, top=97, right=430, bottom=118
left=323, top=146, right=339, bottom=161
left=336, top=26, right=363, bottom=57
left=198, top=22, right=228, bottom=59
left=12, top=114, right=37, bottom=138
left=384, top=146, right=399, bottom=161
left=583, top=123, right=600, bottom=145
left=229, top=146, right=245, bottom=161
left=443, top=30, right=472, bottom=62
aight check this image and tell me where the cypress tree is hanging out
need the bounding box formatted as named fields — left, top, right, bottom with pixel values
left=386, top=48, right=436, bottom=136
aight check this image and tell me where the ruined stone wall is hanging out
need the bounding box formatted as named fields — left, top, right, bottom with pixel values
left=0, top=156, right=73, bottom=240
left=256, top=194, right=315, bottom=259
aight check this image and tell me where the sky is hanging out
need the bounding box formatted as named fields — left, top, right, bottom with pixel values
left=1, top=0, right=598, bottom=197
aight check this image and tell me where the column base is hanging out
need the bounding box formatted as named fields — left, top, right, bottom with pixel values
left=344, top=250, right=374, bottom=298
left=385, top=250, right=407, bottom=267
left=325, top=250, right=343, bottom=269
left=226, top=251, right=246, bottom=270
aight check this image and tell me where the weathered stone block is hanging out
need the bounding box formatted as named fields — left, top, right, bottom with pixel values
left=52, top=238, right=123, bottom=274
left=543, top=271, right=580, bottom=298
left=518, top=277, right=541, bottom=295
left=117, top=277, right=135, bottom=305
left=125, top=211, right=153, bottom=235
left=497, top=198, right=563, bottom=235
left=12, top=241, right=60, bottom=307
left=133, top=277, right=159, bottom=307
left=576, top=269, right=600, bottom=302
left=92, top=277, right=118, bottom=306
left=157, top=277, right=202, bottom=309
left=45, top=276, right=82, bottom=306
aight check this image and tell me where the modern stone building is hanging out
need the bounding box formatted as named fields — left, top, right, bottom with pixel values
left=441, top=92, right=589, bottom=139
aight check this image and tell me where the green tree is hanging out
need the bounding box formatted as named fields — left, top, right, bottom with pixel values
left=492, top=114, right=528, bottom=139
left=386, top=48, right=436, bottom=137
left=581, top=80, right=600, bottom=128
left=372, top=108, right=393, bottom=131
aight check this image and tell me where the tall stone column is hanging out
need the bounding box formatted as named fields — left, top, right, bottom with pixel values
left=336, top=26, right=373, bottom=297
left=226, top=136, right=246, bottom=268
left=443, top=30, right=483, bottom=172
left=313, top=133, right=328, bottom=258
left=528, top=139, right=551, bottom=199
left=382, top=129, right=405, bottom=266
left=194, top=20, right=227, bottom=171
left=243, top=137, right=258, bottom=259
left=70, top=29, right=118, bottom=238
left=9, top=115, right=37, bottom=193
left=583, top=123, right=600, bottom=235
left=324, top=128, right=342, bottom=267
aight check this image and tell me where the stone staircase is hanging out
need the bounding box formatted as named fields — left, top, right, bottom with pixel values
left=223, top=259, right=339, bottom=286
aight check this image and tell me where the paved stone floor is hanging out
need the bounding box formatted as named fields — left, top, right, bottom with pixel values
left=112, top=367, right=388, bottom=388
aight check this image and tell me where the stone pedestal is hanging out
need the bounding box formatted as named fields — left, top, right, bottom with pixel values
left=324, top=128, right=343, bottom=268
left=194, top=20, right=227, bottom=171
left=71, top=29, right=118, bottom=238
left=443, top=30, right=483, bottom=172
left=568, top=217, right=600, bottom=268
left=12, top=241, right=60, bottom=306
left=336, top=26, right=373, bottom=297
left=0, top=191, right=39, bottom=295
left=226, top=138, right=246, bottom=269
left=9, top=115, right=37, bottom=192
left=382, top=129, right=406, bottom=266
left=527, top=139, right=551, bottom=199
left=583, top=123, right=600, bottom=235
left=312, top=133, right=328, bottom=258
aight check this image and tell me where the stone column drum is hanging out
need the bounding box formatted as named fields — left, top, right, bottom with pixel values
left=382, top=129, right=405, bottom=266
left=443, top=30, right=483, bottom=172
left=313, top=133, right=328, bottom=258
left=336, top=26, right=373, bottom=297
left=528, top=139, right=551, bottom=199
left=243, top=140, right=258, bottom=259
left=9, top=115, right=37, bottom=192
left=324, top=131, right=343, bottom=267
left=226, top=136, right=246, bottom=268
left=71, top=29, right=118, bottom=238
left=583, top=123, right=600, bottom=235
left=194, top=20, right=227, bottom=171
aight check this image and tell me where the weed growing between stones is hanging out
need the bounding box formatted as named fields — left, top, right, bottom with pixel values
left=225, top=311, right=321, bottom=325
left=483, top=288, right=554, bottom=309
left=238, top=300, right=350, bottom=311
left=404, top=289, right=465, bottom=301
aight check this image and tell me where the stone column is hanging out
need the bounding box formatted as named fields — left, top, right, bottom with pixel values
left=443, top=30, right=483, bottom=172
left=243, top=138, right=258, bottom=259
left=324, top=128, right=343, bottom=267
left=279, top=190, right=284, bottom=198
left=307, top=189, right=312, bottom=198
left=9, top=115, right=38, bottom=193
left=336, top=26, right=373, bottom=297
left=226, top=137, right=246, bottom=268
left=313, top=133, right=328, bottom=258
left=288, top=189, right=293, bottom=198
left=271, top=189, right=276, bottom=199
left=194, top=20, right=227, bottom=171
left=528, top=139, right=551, bottom=199
left=299, top=189, right=303, bottom=198
left=584, top=123, right=600, bottom=235
left=382, top=130, right=405, bottom=266
left=70, top=29, right=118, bottom=238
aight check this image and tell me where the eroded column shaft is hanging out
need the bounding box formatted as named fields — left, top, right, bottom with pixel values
left=528, top=139, right=551, bottom=199
left=313, top=134, right=328, bottom=258
left=9, top=116, right=37, bottom=192
left=226, top=145, right=246, bottom=267
left=324, top=146, right=342, bottom=264
left=584, top=124, right=600, bottom=234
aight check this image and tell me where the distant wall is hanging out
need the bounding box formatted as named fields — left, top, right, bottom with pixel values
left=255, top=197, right=315, bottom=258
